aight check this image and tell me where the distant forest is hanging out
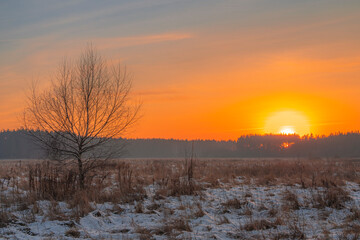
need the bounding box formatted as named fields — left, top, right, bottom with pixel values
left=1, top=129, right=360, bottom=159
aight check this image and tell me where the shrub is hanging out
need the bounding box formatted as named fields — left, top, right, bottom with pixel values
left=242, top=218, right=278, bottom=231
left=222, top=198, right=244, bottom=209
left=65, top=228, right=81, bottom=238
left=313, top=187, right=351, bottom=209
left=282, top=190, right=300, bottom=210
left=0, top=210, right=13, bottom=228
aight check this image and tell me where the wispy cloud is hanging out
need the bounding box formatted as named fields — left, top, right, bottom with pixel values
left=0, top=0, right=183, bottom=42
left=0, top=31, right=192, bottom=74
left=95, top=33, right=193, bottom=50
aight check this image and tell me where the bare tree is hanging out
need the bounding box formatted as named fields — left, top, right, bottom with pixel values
left=23, top=46, right=139, bottom=189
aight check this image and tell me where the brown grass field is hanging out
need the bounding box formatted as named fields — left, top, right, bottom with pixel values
left=0, top=158, right=360, bottom=239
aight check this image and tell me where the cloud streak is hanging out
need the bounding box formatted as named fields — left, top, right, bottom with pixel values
left=95, top=33, right=193, bottom=50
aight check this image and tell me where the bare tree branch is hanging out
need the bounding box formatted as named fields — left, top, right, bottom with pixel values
left=23, top=45, right=140, bottom=189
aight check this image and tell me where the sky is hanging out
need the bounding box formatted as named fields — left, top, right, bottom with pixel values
left=1, top=0, right=360, bottom=140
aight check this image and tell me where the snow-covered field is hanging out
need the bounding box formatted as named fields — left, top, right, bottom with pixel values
left=1, top=159, right=360, bottom=239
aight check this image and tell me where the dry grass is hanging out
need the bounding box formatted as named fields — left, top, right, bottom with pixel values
left=192, top=158, right=360, bottom=187
left=216, top=215, right=230, bottom=225
left=45, top=201, right=66, bottom=221
left=146, top=202, right=161, bottom=211
left=67, top=191, right=94, bottom=221
left=1, top=157, right=358, bottom=211
left=241, top=218, right=280, bottom=231
left=282, top=190, right=301, bottom=211
left=64, top=228, right=80, bottom=238
left=222, top=198, right=245, bottom=210
left=154, top=157, right=203, bottom=198
left=1, top=158, right=358, bottom=191
left=0, top=157, right=359, bottom=238
left=156, top=217, right=192, bottom=237
left=312, top=186, right=351, bottom=209
left=268, top=206, right=279, bottom=217
left=134, top=201, right=144, bottom=213
left=0, top=209, right=13, bottom=228
left=340, top=224, right=360, bottom=240
left=27, top=161, right=77, bottom=200
left=192, top=202, right=205, bottom=218
left=347, top=206, right=360, bottom=221
left=133, top=223, right=153, bottom=240
left=287, top=220, right=306, bottom=240
left=2, top=158, right=359, bottom=195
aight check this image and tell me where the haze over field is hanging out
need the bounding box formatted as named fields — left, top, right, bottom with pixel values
left=1, top=1, right=360, bottom=139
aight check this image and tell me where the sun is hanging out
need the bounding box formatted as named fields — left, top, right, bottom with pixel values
left=279, top=126, right=295, bottom=135
left=264, top=110, right=310, bottom=136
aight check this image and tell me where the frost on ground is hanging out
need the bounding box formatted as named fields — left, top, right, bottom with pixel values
left=1, top=180, right=360, bottom=239
left=1, top=158, right=360, bottom=239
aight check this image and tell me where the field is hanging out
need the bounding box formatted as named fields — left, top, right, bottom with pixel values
left=0, top=158, right=360, bottom=239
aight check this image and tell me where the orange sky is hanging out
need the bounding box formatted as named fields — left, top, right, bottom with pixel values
left=1, top=1, right=360, bottom=140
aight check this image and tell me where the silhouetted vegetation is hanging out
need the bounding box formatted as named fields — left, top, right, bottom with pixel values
left=1, top=130, right=360, bottom=159
left=22, top=46, right=139, bottom=189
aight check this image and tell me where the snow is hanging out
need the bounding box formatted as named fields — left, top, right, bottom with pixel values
left=1, top=180, right=360, bottom=239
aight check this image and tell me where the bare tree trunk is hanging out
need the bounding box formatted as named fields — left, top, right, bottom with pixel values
left=77, top=156, right=85, bottom=189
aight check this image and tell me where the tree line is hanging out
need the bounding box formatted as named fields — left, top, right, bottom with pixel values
left=1, top=129, right=360, bottom=159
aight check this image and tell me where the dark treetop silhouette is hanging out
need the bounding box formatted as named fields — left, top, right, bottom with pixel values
left=2, top=130, right=360, bottom=159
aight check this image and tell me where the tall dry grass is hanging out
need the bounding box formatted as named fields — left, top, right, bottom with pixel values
left=0, top=157, right=359, bottom=222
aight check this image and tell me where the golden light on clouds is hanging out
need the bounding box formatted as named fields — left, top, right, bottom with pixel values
left=264, top=110, right=310, bottom=136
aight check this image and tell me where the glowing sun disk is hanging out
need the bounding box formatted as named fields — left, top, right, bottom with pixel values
left=264, top=110, right=310, bottom=136
left=280, top=126, right=295, bottom=135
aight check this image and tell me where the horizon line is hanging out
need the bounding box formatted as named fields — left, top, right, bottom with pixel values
left=1, top=128, right=360, bottom=142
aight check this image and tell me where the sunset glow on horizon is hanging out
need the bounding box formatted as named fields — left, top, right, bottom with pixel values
left=264, top=110, right=310, bottom=136
left=279, top=127, right=296, bottom=135
left=1, top=1, right=360, bottom=140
